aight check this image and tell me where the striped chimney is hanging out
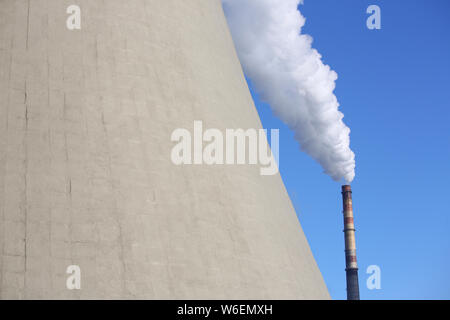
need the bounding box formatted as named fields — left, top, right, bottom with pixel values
left=342, top=185, right=360, bottom=300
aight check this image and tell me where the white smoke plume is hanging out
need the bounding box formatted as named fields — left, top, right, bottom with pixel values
left=222, top=0, right=355, bottom=183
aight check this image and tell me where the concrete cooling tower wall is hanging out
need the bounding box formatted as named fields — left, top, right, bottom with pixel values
left=0, top=0, right=330, bottom=299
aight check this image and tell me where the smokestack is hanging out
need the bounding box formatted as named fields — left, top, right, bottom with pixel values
left=341, top=185, right=360, bottom=300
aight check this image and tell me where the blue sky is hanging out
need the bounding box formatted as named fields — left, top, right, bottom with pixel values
left=247, top=0, right=450, bottom=299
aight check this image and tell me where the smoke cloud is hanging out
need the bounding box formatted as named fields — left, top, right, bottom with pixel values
left=222, top=0, right=355, bottom=183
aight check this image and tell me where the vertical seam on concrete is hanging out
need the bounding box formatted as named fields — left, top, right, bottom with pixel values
left=45, top=0, right=52, bottom=274
left=0, top=11, right=14, bottom=299
left=141, top=0, right=174, bottom=297
left=95, top=33, right=128, bottom=298
left=23, top=79, right=28, bottom=297
left=62, top=92, right=75, bottom=296
left=26, top=0, right=30, bottom=50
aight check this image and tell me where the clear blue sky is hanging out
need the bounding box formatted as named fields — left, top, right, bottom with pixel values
left=248, top=0, right=450, bottom=299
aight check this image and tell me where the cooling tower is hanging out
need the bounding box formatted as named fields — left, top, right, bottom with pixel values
left=0, top=0, right=329, bottom=299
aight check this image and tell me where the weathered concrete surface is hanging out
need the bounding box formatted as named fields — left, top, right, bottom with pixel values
left=0, top=0, right=330, bottom=299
